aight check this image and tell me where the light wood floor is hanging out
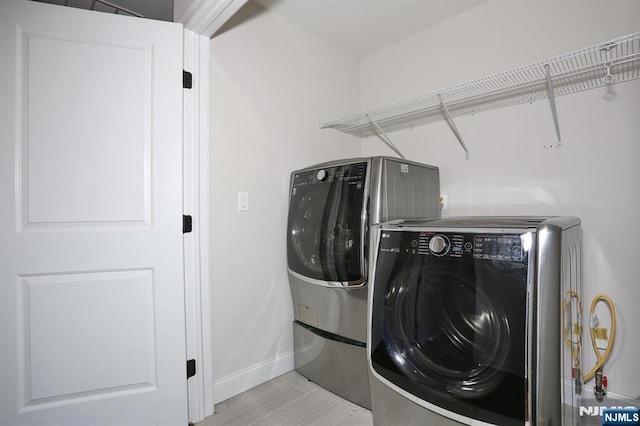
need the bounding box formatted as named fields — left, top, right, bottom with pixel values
left=196, top=371, right=373, bottom=426
left=195, top=371, right=603, bottom=426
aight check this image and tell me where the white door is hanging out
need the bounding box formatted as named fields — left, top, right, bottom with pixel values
left=0, top=1, right=187, bottom=424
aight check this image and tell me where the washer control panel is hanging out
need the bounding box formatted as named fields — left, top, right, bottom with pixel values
left=380, top=230, right=525, bottom=261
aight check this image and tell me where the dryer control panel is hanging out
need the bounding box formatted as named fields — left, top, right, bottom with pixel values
left=380, top=230, right=525, bottom=262
left=473, top=235, right=523, bottom=261
left=291, top=162, right=367, bottom=191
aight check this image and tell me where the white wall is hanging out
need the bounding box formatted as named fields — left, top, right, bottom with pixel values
left=360, top=0, right=640, bottom=401
left=209, top=2, right=360, bottom=399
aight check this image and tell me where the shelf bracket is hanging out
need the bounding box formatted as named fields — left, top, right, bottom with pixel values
left=365, top=114, right=406, bottom=159
left=544, top=64, right=562, bottom=148
left=438, top=95, right=470, bottom=160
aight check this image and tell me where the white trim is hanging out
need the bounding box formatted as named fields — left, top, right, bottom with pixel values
left=178, top=1, right=249, bottom=422
left=213, top=352, right=295, bottom=404
left=177, top=0, right=249, bottom=38
left=196, top=32, right=215, bottom=420
left=183, top=29, right=214, bottom=423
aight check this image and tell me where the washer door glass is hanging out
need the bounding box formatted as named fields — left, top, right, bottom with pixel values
left=371, top=230, right=529, bottom=425
left=385, top=269, right=512, bottom=398
left=287, top=163, right=366, bottom=283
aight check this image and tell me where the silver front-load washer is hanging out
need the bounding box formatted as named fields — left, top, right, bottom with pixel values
left=287, top=156, right=440, bottom=409
left=368, top=217, right=583, bottom=425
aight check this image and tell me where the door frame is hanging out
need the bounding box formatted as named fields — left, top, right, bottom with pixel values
left=178, top=0, right=248, bottom=422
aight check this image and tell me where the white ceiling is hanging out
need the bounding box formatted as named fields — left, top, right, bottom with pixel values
left=251, top=0, right=487, bottom=57
left=33, top=0, right=488, bottom=57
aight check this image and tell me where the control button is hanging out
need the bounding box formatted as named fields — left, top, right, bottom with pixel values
left=429, top=235, right=450, bottom=256
left=316, top=169, right=327, bottom=181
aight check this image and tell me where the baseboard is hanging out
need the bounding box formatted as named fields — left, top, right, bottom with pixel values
left=213, top=351, right=295, bottom=404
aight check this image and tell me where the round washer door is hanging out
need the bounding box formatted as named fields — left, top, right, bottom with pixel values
left=383, top=268, right=511, bottom=398
left=286, top=163, right=367, bottom=283
left=289, top=188, right=325, bottom=276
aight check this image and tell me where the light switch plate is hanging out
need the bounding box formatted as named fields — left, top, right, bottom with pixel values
left=238, top=192, right=249, bottom=211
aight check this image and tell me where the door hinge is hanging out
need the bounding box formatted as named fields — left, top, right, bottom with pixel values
left=183, top=215, right=193, bottom=233
left=187, top=359, right=196, bottom=379
left=183, top=70, right=193, bottom=89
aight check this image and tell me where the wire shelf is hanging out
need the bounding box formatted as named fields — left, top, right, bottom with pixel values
left=321, top=32, right=640, bottom=139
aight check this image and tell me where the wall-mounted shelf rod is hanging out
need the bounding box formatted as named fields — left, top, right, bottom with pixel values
left=365, top=114, right=406, bottom=159
left=439, top=95, right=470, bottom=159
left=544, top=64, right=562, bottom=147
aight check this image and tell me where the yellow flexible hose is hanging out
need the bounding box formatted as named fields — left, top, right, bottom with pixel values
left=562, top=291, right=582, bottom=379
left=583, top=293, right=616, bottom=383
left=562, top=290, right=581, bottom=343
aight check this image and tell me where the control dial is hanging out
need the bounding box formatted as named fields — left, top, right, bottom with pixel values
left=316, top=169, right=328, bottom=181
left=429, top=235, right=450, bottom=256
